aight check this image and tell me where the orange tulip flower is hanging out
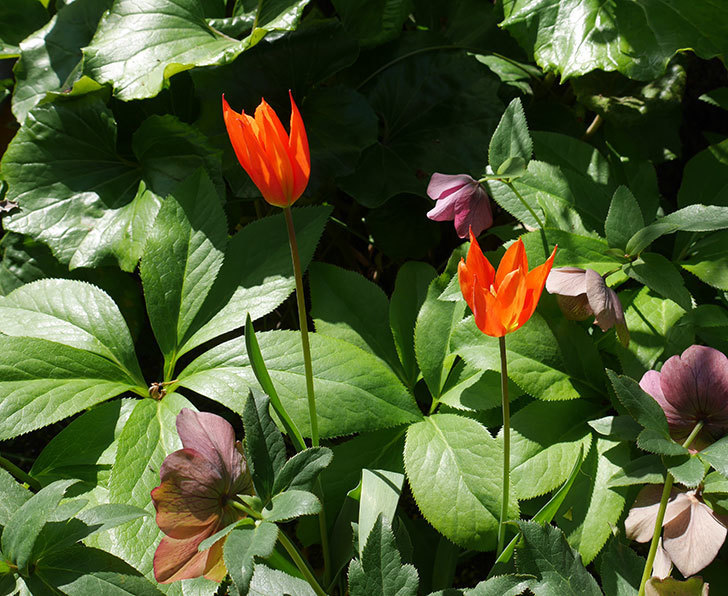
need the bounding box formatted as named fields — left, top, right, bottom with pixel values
left=459, top=229, right=557, bottom=337
left=222, top=91, right=310, bottom=208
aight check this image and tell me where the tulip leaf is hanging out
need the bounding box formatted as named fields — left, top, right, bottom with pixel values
left=357, top=469, right=404, bottom=557
left=242, top=392, right=287, bottom=503
left=348, top=515, right=419, bottom=596
left=0, top=336, right=140, bottom=441
left=271, top=447, right=333, bottom=495
left=500, top=0, right=728, bottom=81
left=489, top=98, right=532, bottom=176
left=390, top=261, right=437, bottom=388
left=625, top=253, right=692, bottom=311
left=178, top=205, right=332, bottom=356
left=681, top=230, right=728, bottom=291
left=249, top=564, right=316, bottom=596
left=452, top=313, right=580, bottom=402
left=698, top=435, right=728, bottom=478
left=177, top=331, right=422, bottom=437
left=404, top=414, right=517, bottom=551
left=309, top=262, right=404, bottom=379
left=1, top=98, right=221, bottom=270
left=1, top=479, right=76, bottom=573
left=11, top=0, right=110, bottom=124
left=83, top=0, right=310, bottom=101
left=505, top=400, right=595, bottom=500
left=261, top=490, right=321, bottom=522
left=513, top=521, right=601, bottom=596
left=29, top=545, right=165, bottom=596
left=0, top=279, right=145, bottom=387
left=605, top=186, right=644, bottom=251
left=224, top=522, right=279, bottom=596
left=140, top=170, right=227, bottom=364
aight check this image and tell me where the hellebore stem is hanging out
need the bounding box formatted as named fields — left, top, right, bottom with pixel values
left=278, top=530, right=328, bottom=596
left=497, top=335, right=511, bottom=556
left=283, top=206, right=319, bottom=448
left=0, top=454, right=41, bottom=491
left=505, top=182, right=549, bottom=258
left=637, top=420, right=704, bottom=596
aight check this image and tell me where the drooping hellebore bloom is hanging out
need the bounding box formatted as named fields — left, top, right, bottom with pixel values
left=222, top=91, right=310, bottom=208
left=426, top=173, right=493, bottom=238
left=640, top=345, right=728, bottom=446
left=151, top=409, right=253, bottom=583
left=459, top=230, right=556, bottom=337
left=545, top=267, right=629, bottom=347
left=626, top=485, right=727, bottom=578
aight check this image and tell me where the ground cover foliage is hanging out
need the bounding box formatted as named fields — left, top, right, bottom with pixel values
left=1, top=1, right=728, bottom=595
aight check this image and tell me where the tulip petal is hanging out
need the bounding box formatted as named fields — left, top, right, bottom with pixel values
left=458, top=259, right=475, bottom=315
left=516, top=245, right=556, bottom=328
left=466, top=229, right=495, bottom=289
left=287, top=91, right=310, bottom=202
left=496, top=238, right=527, bottom=289
left=255, top=100, right=295, bottom=204
left=493, top=268, right=526, bottom=332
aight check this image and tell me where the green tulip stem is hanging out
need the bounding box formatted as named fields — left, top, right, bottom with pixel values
left=497, top=335, right=511, bottom=556
left=637, top=420, right=704, bottom=596
left=283, top=206, right=319, bottom=448
left=278, top=530, right=328, bottom=596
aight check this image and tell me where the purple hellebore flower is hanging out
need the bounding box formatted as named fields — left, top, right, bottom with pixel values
left=640, top=345, right=728, bottom=445
left=626, top=485, right=727, bottom=579
left=151, top=409, right=253, bottom=583
left=545, top=267, right=629, bottom=346
left=426, top=173, right=493, bottom=239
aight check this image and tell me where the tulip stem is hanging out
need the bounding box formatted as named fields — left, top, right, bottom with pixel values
left=283, top=206, right=319, bottom=448
left=497, top=335, right=511, bottom=557
left=278, top=530, right=328, bottom=596
left=637, top=420, right=704, bottom=596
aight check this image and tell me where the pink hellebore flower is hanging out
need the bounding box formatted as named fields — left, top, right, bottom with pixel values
left=640, top=345, right=728, bottom=447
left=545, top=267, right=629, bottom=346
left=151, top=409, right=253, bottom=583
left=426, top=173, right=493, bottom=239
left=626, top=485, right=727, bottom=579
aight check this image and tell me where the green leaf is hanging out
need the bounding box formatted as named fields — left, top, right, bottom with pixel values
left=415, top=266, right=466, bottom=399
left=440, top=364, right=521, bottom=412
left=605, top=186, right=644, bottom=251
left=501, top=0, right=728, bottom=81
left=310, top=262, right=403, bottom=377
left=606, top=370, right=670, bottom=435
left=332, top=0, right=412, bottom=47
left=1, top=480, right=75, bottom=573
left=11, top=0, right=109, bottom=123
left=646, top=577, right=708, bottom=596
left=466, top=575, right=534, bottom=596
left=0, top=336, right=138, bottom=440
left=358, top=469, right=404, bottom=557
left=30, top=399, right=135, bottom=498
left=140, top=170, right=227, bottom=363
left=588, top=415, right=643, bottom=442
left=452, top=313, right=580, bottom=401
left=30, top=545, right=165, bottom=596
left=0, top=0, right=48, bottom=58
left=271, top=447, right=333, bottom=495
left=520, top=229, right=625, bottom=274
left=608, top=454, right=664, bottom=487
left=698, top=435, right=728, bottom=478
left=349, top=515, right=419, bottom=596
left=507, top=401, right=594, bottom=500
left=224, top=522, right=278, bottom=596
left=636, top=429, right=688, bottom=456
left=515, top=522, right=601, bottom=595
left=489, top=98, right=532, bottom=176
left=0, top=468, right=31, bottom=526
left=625, top=253, right=692, bottom=311
left=598, top=538, right=643, bottom=596
left=663, top=454, right=706, bottom=488
left=261, top=490, right=321, bottom=522
left=701, top=470, right=728, bottom=494
left=555, top=438, right=628, bottom=564
left=390, top=262, right=437, bottom=388
left=178, top=206, right=331, bottom=355
left=243, top=392, right=286, bottom=503
left=83, top=0, right=309, bottom=100
left=681, top=230, right=728, bottom=291
left=249, top=564, right=316, bottom=596
left=677, top=138, right=728, bottom=209
left=404, top=414, right=516, bottom=550
left=0, top=279, right=145, bottom=386
left=1, top=98, right=221, bottom=269
left=178, top=331, right=422, bottom=436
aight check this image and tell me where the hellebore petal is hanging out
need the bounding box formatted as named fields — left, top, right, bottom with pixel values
left=222, top=92, right=310, bottom=207
left=426, top=173, right=493, bottom=238
left=459, top=232, right=555, bottom=337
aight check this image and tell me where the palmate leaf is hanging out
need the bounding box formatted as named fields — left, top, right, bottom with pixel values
left=1, top=97, right=221, bottom=270
left=0, top=0, right=48, bottom=58
left=83, top=0, right=310, bottom=101
left=501, top=0, right=728, bottom=81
